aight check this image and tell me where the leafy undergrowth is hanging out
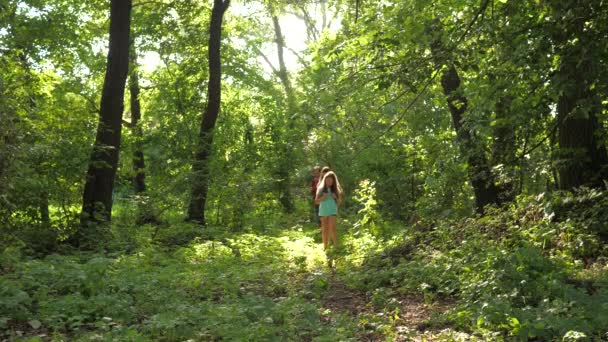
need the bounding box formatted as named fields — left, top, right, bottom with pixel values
left=1, top=225, right=357, bottom=341
left=0, top=218, right=460, bottom=341
left=2, top=190, right=608, bottom=341
left=340, top=190, right=608, bottom=341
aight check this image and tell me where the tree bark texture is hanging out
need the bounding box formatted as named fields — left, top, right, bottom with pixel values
left=271, top=13, right=295, bottom=213
left=550, top=0, right=608, bottom=190
left=80, top=0, right=132, bottom=228
left=129, top=45, right=159, bottom=225
left=491, top=95, right=516, bottom=202
left=430, top=32, right=501, bottom=213
left=556, top=76, right=608, bottom=189
left=187, top=0, right=230, bottom=225
left=129, top=47, right=146, bottom=194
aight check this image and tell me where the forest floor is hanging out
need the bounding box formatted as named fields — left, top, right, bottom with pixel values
left=320, top=273, right=454, bottom=341
left=1, top=219, right=471, bottom=341
left=3, top=202, right=608, bottom=341
left=0, top=196, right=608, bottom=341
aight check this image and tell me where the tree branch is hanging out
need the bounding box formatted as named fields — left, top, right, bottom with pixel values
left=285, top=45, right=307, bottom=66
left=455, top=0, right=492, bottom=45
left=253, top=45, right=280, bottom=76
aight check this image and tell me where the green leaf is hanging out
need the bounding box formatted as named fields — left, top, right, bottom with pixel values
left=28, top=319, right=42, bottom=329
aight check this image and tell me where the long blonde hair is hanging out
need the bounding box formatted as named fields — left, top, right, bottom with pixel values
left=316, top=171, right=343, bottom=197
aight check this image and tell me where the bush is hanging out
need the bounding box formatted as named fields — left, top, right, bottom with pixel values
left=349, top=193, right=608, bottom=340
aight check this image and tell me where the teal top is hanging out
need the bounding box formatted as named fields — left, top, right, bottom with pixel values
left=318, top=188, right=338, bottom=216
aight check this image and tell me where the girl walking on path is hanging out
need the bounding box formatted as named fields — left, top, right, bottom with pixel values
left=312, top=166, right=331, bottom=227
left=315, top=171, right=343, bottom=250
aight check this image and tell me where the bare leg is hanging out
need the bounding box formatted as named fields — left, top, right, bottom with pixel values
left=317, top=206, right=322, bottom=228
left=328, top=216, right=338, bottom=248
left=320, top=216, right=329, bottom=250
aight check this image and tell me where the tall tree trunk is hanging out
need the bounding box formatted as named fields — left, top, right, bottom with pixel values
left=187, top=0, right=230, bottom=225
left=556, top=82, right=608, bottom=190
left=272, top=15, right=293, bottom=101
left=491, top=95, right=516, bottom=202
left=549, top=1, right=608, bottom=190
left=129, top=44, right=159, bottom=224
left=410, top=154, right=418, bottom=211
left=79, top=0, right=132, bottom=235
left=39, top=190, right=50, bottom=223
left=271, top=13, right=295, bottom=213
left=430, top=27, right=501, bottom=214
left=129, top=47, right=146, bottom=194
left=232, top=121, right=255, bottom=231
left=555, top=55, right=608, bottom=190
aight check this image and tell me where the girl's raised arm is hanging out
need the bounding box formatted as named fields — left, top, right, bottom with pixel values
left=315, top=191, right=326, bottom=205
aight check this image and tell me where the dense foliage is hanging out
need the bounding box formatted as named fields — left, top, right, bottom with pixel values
left=1, top=0, right=607, bottom=340
left=1, top=192, right=607, bottom=340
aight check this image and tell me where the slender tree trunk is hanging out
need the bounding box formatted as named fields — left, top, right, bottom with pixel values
left=491, top=95, right=516, bottom=202
left=187, top=0, right=230, bottom=225
left=79, top=0, right=132, bottom=234
left=272, top=16, right=293, bottom=101
left=129, top=45, right=159, bottom=224
left=129, top=47, right=146, bottom=194
left=39, top=190, right=50, bottom=223
left=271, top=13, right=295, bottom=213
left=232, top=122, right=255, bottom=231
left=430, top=28, right=501, bottom=214
left=411, top=155, right=417, bottom=208
left=518, top=133, right=528, bottom=193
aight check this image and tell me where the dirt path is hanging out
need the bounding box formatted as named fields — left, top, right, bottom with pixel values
left=321, top=273, right=368, bottom=316
left=319, top=271, right=454, bottom=341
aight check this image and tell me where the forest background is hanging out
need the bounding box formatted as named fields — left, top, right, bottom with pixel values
left=1, top=0, right=607, bottom=340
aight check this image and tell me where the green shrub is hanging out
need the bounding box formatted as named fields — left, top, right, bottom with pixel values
left=0, top=278, right=32, bottom=324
